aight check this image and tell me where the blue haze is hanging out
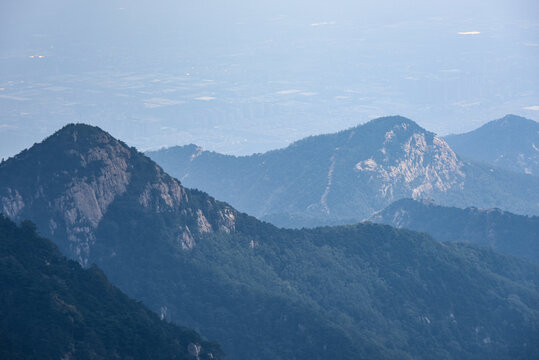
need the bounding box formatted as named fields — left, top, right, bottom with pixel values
left=1, top=0, right=538, bottom=159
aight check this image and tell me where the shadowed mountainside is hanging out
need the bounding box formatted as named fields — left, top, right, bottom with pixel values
left=0, top=214, right=222, bottom=360
left=370, top=198, right=539, bottom=264
left=445, top=115, right=539, bottom=176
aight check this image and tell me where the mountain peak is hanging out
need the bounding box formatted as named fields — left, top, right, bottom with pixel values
left=497, top=113, right=533, bottom=122
left=0, top=124, right=238, bottom=265
left=444, top=114, right=538, bottom=175
left=487, top=114, right=537, bottom=129
left=56, top=122, right=105, bottom=134
left=362, top=115, right=428, bottom=134
left=46, top=123, right=122, bottom=148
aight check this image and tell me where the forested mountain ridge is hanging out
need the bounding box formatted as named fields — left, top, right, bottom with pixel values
left=369, top=198, right=539, bottom=264
left=445, top=114, right=539, bottom=176
left=1, top=123, right=538, bottom=359
left=0, top=214, right=221, bottom=360
left=148, top=115, right=539, bottom=228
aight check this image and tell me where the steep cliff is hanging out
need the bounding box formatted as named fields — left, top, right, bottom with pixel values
left=0, top=124, right=236, bottom=265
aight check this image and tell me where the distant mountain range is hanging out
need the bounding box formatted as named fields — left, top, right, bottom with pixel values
left=0, top=214, right=221, bottom=360
left=370, top=198, right=539, bottom=264
left=1, top=124, right=538, bottom=359
left=147, top=115, right=539, bottom=228
left=445, top=114, right=539, bottom=176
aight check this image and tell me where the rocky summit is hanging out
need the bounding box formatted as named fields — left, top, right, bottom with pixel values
left=350, top=117, right=465, bottom=200
left=0, top=124, right=237, bottom=265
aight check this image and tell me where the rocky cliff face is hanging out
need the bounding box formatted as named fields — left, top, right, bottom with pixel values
left=0, top=124, right=236, bottom=265
left=353, top=120, right=465, bottom=201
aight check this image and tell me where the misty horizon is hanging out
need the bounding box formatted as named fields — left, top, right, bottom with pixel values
left=1, top=0, right=538, bottom=159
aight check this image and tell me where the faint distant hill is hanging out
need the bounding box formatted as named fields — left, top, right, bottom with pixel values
left=369, top=198, right=539, bottom=264
left=148, top=115, right=539, bottom=228
left=445, top=114, right=539, bottom=176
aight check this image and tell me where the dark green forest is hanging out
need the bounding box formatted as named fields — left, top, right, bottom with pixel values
left=0, top=215, right=222, bottom=360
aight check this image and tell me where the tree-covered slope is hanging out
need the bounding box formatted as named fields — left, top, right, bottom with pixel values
left=1, top=124, right=539, bottom=359
left=0, top=215, right=221, bottom=360
left=370, top=198, right=539, bottom=264
left=147, top=115, right=539, bottom=228
left=191, top=220, right=539, bottom=360
left=445, top=114, right=539, bottom=176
